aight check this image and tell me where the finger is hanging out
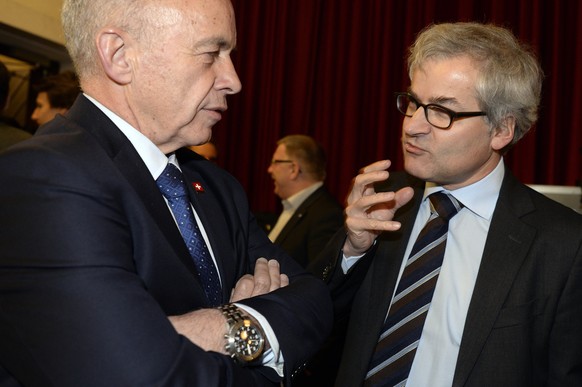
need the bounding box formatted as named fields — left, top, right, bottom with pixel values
left=280, top=274, right=289, bottom=287
left=345, top=216, right=402, bottom=233
left=267, top=260, right=282, bottom=292
left=351, top=170, right=389, bottom=193
left=347, top=164, right=392, bottom=204
left=230, top=274, right=254, bottom=302
left=394, top=186, right=415, bottom=209
left=359, top=159, right=392, bottom=174
left=346, top=191, right=397, bottom=216
left=250, top=258, right=271, bottom=296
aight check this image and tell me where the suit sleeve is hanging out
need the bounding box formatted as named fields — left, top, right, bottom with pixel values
left=305, top=200, right=344, bottom=267
left=215, top=172, right=334, bottom=380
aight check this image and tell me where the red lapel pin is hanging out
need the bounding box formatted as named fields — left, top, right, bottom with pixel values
left=192, top=182, right=205, bottom=193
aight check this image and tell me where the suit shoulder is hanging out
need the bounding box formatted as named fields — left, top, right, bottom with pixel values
left=525, top=185, right=582, bottom=226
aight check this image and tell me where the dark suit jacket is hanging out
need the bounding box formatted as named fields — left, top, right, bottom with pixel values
left=0, top=95, right=333, bottom=387
left=322, top=170, right=582, bottom=387
left=272, top=186, right=343, bottom=269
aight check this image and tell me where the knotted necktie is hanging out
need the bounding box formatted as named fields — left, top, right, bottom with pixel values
left=364, top=192, right=462, bottom=387
left=156, top=163, right=222, bottom=306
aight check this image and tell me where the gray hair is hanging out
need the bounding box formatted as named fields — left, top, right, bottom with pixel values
left=61, top=0, right=167, bottom=80
left=408, top=22, right=543, bottom=153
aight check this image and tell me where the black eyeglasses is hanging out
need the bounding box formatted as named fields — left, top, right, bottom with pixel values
left=270, top=159, right=294, bottom=165
left=395, top=92, right=487, bottom=129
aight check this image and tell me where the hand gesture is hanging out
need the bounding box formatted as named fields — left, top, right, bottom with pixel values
left=343, top=160, right=414, bottom=256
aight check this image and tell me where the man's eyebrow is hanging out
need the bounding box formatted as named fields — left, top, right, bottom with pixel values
left=195, top=37, right=234, bottom=50
left=429, top=95, right=459, bottom=106
left=409, top=89, right=459, bottom=107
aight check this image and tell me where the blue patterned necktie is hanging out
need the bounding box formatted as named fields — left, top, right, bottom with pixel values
left=156, top=163, right=222, bottom=306
left=364, top=192, right=462, bottom=387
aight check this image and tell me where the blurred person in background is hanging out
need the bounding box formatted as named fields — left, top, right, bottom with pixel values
left=31, top=70, right=80, bottom=126
left=266, top=134, right=343, bottom=270
left=0, top=61, right=31, bottom=151
left=189, top=141, right=218, bottom=162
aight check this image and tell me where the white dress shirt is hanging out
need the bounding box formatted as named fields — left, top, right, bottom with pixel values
left=343, top=159, right=505, bottom=386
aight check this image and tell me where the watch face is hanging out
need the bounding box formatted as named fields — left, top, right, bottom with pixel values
left=233, top=320, right=265, bottom=362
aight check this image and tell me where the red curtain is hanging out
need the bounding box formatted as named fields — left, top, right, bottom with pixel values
left=212, top=0, right=582, bottom=214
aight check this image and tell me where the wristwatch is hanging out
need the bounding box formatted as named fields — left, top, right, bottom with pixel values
left=218, top=304, right=265, bottom=364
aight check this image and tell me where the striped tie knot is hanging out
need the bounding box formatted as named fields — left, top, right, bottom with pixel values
left=429, top=191, right=462, bottom=222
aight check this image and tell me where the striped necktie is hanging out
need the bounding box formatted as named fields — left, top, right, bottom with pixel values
left=156, top=163, right=222, bottom=306
left=364, top=192, right=462, bottom=387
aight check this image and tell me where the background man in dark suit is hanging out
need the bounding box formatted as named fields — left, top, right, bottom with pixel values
left=319, top=22, right=582, bottom=386
left=266, top=134, right=344, bottom=269
left=0, top=0, right=332, bottom=386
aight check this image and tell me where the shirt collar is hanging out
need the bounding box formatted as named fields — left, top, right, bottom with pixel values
left=423, top=158, right=505, bottom=221
left=84, top=93, right=169, bottom=179
left=282, top=181, right=323, bottom=211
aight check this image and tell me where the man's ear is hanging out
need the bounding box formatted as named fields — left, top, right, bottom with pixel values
left=491, top=116, right=515, bottom=151
left=96, top=28, right=132, bottom=85
left=289, top=163, right=301, bottom=180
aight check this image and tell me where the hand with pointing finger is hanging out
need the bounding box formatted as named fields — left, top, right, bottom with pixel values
left=343, top=160, right=414, bottom=257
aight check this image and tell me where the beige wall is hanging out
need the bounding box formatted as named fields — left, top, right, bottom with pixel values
left=0, top=0, right=64, bottom=44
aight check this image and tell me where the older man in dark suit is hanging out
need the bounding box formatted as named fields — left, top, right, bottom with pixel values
left=0, top=0, right=332, bottom=386
left=319, top=22, right=582, bottom=387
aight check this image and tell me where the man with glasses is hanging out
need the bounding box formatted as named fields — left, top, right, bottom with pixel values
left=318, top=22, right=582, bottom=386
left=265, top=134, right=343, bottom=270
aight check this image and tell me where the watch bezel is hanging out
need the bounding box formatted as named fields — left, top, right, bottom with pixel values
left=219, top=304, right=266, bottom=364
left=226, top=318, right=265, bottom=363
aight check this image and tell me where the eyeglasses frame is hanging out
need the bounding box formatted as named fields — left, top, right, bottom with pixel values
left=395, top=92, right=487, bottom=129
left=270, top=159, right=294, bottom=165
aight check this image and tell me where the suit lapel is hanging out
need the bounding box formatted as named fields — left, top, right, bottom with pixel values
left=66, top=96, right=205, bottom=291
left=453, top=172, right=537, bottom=386
left=275, top=186, right=325, bottom=244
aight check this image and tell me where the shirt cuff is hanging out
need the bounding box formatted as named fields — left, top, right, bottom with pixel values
left=341, top=240, right=377, bottom=273
left=235, top=303, right=284, bottom=377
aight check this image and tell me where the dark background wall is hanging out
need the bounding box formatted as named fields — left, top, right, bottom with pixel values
left=211, top=0, right=582, bottom=214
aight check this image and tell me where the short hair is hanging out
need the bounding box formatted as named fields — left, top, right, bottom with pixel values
left=61, top=0, right=175, bottom=80
left=408, top=22, right=543, bottom=153
left=278, top=134, right=326, bottom=181
left=0, top=61, right=9, bottom=109
left=34, top=71, right=80, bottom=109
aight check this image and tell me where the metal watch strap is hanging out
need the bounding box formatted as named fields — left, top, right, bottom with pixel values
left=219, top=303, right=246, bottom=324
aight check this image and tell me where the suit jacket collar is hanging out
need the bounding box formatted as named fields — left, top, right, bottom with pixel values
left=275, top=185, right=328, bottom=243
left=453, top=169, right=537, bottom=386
